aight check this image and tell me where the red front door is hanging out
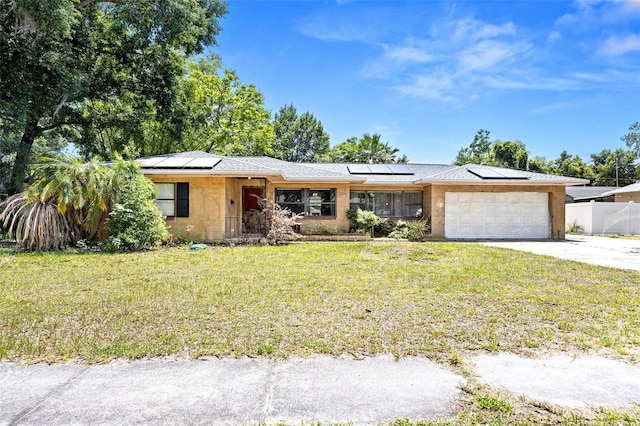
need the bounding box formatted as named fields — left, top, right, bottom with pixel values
left=243, top=187, right=262, bottom=211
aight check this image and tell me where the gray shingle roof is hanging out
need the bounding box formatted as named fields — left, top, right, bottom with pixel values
left=137, top=151, right=588, bottom=185
left=601, top=183, right=640, bottom=196
left=417, top=164, right=590, bottom=185
left=566, top=186, right=617, bottom=200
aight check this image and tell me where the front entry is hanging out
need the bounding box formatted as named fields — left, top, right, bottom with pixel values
left=242, top=187, right=265, bottom=235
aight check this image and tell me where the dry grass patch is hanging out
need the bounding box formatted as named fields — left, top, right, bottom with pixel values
left=0, top=242, right=639, bottom=364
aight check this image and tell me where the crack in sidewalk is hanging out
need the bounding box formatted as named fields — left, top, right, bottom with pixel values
left=262, top=362, right=278, bottom=423
left=8, top=366, right=90, bottom=426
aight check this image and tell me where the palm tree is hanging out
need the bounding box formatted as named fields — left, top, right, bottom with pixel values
left=0, top=193, right=73, bottom=250
left=358, top=133, right=401, bottom=163
left=0, top=156, right=114, bottom=250
left=327, top=133, right=406, bottom=164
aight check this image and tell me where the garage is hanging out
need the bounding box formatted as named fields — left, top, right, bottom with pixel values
left=445, top=192, right=550, bottom=239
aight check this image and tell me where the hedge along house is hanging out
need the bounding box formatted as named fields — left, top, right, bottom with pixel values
left=138, top=151, right=589, bottom=241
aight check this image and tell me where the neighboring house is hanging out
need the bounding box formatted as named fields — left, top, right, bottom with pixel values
left=600, top=183, right=640, bottom=203
left=138, top=151, right=588, bottom=241
left=566, top=183, right=640, bottom=235
left=565, top=186, right=616, bottom=203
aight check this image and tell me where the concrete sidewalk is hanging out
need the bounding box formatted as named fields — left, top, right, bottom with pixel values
left=0, top=356, right=463, bottom=425
left=2, top=354, right=640, bottom=425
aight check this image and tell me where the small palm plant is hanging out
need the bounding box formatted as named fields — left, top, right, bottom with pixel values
left=0, top=155, right=167, bottom=251
left=0, top=156, right=112, bottom=250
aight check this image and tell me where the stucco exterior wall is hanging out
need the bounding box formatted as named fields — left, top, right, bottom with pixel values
left=145, top=173, right=568, bottom=241
left=430, top=184, right=566, bottom=240
left=615, top=193, right=640, bottom=203
left=265, top=181, right=352, bottom=233
left=147, top=175, right=226, bottom=242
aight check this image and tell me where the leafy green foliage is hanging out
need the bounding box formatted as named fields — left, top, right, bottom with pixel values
left=455, top=126, right=640, bottom=185
left=590, top=148, right=638, bottom=187
left=0, top=193, right=73, bottom=250
left=0, top=156, right=116, bottom=250
left=180, top=57, right=275, bottom=156
left=389, top=219, right=431, bottom=241
left=491, top=140, right=528, bottom=170
left=28, top=156, right=113, bottom=240
left=0, top=0, right=227, bottom=194
left=104, top=161, right=168, bottom=252
left=0, top=155, right=167, bottom=251
left=327, top=133, right=408, bottom=163
left=476, top=394, right=513, bottom=413
left=454, top=129, right=492, bottom=165
left=454, top=130, right=529, bottom=169
left=308, top=223, right=339, bottom=234
left=375, top=218, right=395, bottom=236
left=622, top=121, right=640, bottom=154
left=273, top=104, right=330, bottom=162
left=346, top=207, right=380, bottom=233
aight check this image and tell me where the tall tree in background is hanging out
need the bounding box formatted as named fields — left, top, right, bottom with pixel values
left=590, top=149, right=638, bottom=187
left=180, top=57, right=274, bottom=157
left=327, top=133, right=408, bottom=163
left=0, top=0, right=227, bottom=195
left=453, top=129, right=491, bottom=165
left=622, top=122, right=640, bottom=155
left=453, top=130, right=528, bottom=170
left=550, top=151, right=595, bottom=180
left=490, top=140, right=529, bottom=170
left=272, top=104, right=330, bottom=162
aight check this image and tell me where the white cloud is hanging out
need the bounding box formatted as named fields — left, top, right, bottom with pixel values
left=530, top=102, right=574, bottom=114
left=383, top=45, right=433, bottom=64
left=368, top=17, right=534, bottom=103
left=556, top=0, right=640, bottom=29
left=397, top=74, right=456, bottom=103
left=297, top=19, right=371, bottom=42
left=599, top=34, right=640, bottom=55
left=452, top=19, right=516, bottom=42
left=547, top=31, right=562, bottom=43
left=457, top=40, right=529, bottom=71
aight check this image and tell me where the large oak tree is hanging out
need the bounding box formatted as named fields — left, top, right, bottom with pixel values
left=0, top=0, right=227, bottom=195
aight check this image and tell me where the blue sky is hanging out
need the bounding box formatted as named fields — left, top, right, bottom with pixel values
left=214, top=0, right=640, bottom=164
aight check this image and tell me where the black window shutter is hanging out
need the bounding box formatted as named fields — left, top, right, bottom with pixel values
left=176, top=183, right=189, bottom=217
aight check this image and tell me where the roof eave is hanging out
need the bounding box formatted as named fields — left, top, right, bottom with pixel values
left=140, top=169, right=283, bottom=177
left=282, top=176, right=366, bottom=183
left=416, top=178, right=590, bottom=185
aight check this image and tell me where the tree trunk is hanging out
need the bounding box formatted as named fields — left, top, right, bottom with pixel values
left=8, top=115, right=39, bottom=195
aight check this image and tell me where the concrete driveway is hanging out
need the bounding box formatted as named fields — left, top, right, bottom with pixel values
left=484, top=235, right=640, bottom=271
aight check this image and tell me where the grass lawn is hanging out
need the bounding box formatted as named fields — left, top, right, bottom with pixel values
left=1, top=241, right=639, bottom=364
left=2, top=241, right=640, bottom=425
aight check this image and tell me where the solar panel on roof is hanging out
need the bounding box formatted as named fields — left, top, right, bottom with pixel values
left=185, top=157, right=221, bottom=168
left=367, top=164, right=393, bottom=174
left=153, top=157, right=193, bottom=168
left=347, top=164, right=415, bottom=175
left=496, top=169, right=529, bottom=179
left=347, top=164, right=371, bottom=174
left=467, top=167, right=529, bottom=180
left=138, top=157, right=165, bottom=167
left=388, top=164, right=414, bottom=175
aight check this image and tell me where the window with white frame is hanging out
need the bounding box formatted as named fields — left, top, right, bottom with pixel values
left=349, top=190, right=422, bottom=218
left=275, top=188, right=336, bottom=217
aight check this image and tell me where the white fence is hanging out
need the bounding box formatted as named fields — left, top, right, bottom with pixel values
left=566, top=201, right=640, bottom=235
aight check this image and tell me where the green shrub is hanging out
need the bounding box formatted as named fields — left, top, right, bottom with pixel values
left=104, top=161, right=168, bottom=252
left=389, top=218, right=430, bottom=241
left=346, top=207, right=380, bottom=233
left=374, top=218, right=394, bottom=237
left=309, top=222, right=338, bottom=234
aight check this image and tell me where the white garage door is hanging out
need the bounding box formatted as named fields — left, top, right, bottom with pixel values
left=445, top=192, right=550, bottom=239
